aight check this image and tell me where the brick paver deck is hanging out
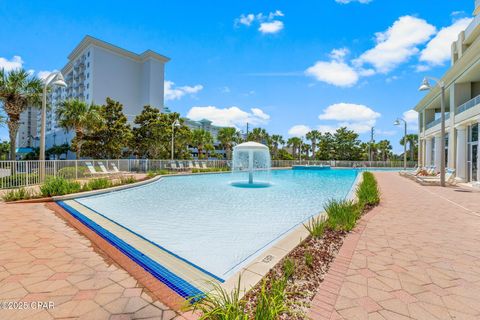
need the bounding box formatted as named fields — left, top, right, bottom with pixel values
left=309, top=172, right=480, bottom=320
left=0, top=201, right=181, bottom=320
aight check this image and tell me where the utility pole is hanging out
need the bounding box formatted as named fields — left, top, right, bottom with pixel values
left=246, top=122, right=249, bottom=140
left=369, top=127, right=375, bottom=165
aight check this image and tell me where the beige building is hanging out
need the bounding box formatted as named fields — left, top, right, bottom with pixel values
left=416, top=0, right=480, bottom=184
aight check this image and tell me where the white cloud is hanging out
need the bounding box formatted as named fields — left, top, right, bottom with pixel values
left=376, top=129, right=396, bottom=136
left=335, top=0, right=372, bottom=3
left=186, top=106, right=270, bottom=128
left=164, top=80, right=203, bottom=101
left=0, top=55, right=23, bottom=71
left=317, top=125, right=338, bottom=134
left=236, top=14, right=255, bottom=26
left=305, top=60, right=359, bottom=87
left=221, top=86, right=231, bottom=93
left=403, top=109, right=418, bottom=127
left=319, top=103, right=380, bottom=122
left=259, top=21, right=284, bottom=34
left=316, top=103, right=380, bottom=134
left=288, top=125, right=311, bottom=137
left=419, top=17, right=472, bottom=67
left=235, top=10, right=285, bottom=34
left=354, top=16, right=436, bottom=74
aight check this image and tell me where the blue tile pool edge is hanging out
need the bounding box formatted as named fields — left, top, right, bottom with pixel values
left=56, top=200, right=204, bottom=300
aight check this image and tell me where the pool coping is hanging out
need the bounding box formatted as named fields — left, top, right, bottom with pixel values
left=50, top=168, right=364, bottom=306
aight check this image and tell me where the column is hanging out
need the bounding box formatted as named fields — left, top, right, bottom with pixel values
left=456, top=126, right=467, bottom=181
left=425, top=137, right=433, bottom=166
left=448, top=130, right=455, bottom=169
left=434, top=134, right=442, bottom=172
left=418, top=138, right=423, bottom=167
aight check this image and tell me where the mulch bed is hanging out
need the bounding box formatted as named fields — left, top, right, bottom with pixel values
left=244, top=228, right=346, bottom=319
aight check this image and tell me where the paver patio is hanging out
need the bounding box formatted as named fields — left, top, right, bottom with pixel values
left=309, top=172, right=480, bottom=320
left=0, top=201, right=181, bottom=320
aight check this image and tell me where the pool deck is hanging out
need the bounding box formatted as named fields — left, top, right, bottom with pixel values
left=0, top=201, right=185, bottom=320
left=308, top=172, right=480, bottom=320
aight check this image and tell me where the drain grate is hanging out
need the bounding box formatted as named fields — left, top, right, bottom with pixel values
left=262, top=255, right=274, bottom=263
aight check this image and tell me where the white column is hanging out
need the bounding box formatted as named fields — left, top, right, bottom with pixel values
left=448, top=130, right=455, bottom=169
left=418, top=138, right=423, bottom=167
left=434, top=134, right=442, bottom=172
left=425, top=138, right=433, bottom=166
left=456, top=126, right=467, bottom=181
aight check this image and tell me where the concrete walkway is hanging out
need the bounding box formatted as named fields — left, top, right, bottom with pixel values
left=0, top=202, right=180, bottom=320
left=309, top=172, right=480, bottom=320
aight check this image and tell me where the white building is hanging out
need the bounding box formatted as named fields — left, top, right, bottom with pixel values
left=415, top=0, right=480, bottom=183
left=184, top=118, right=227, bottom=159
left=18, top=35, right=169, bottom=155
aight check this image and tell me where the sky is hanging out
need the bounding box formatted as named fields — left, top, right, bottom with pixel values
left=0, top=0, right=475, bottom=153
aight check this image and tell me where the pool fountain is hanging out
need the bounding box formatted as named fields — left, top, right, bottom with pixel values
left=230, top=141, right=271, bottom=188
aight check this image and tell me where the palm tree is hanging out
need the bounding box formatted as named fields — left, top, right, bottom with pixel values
left=306, top=130, right=322, bottom=159
left=376, top=140, right=392, bottom=161
left=270, top=134, right=285, bottom=158
left=217, top=127, right=240, bottom=160
left=0, top=69, right=42, bottom=160
left=191, top=129, right=213, bottom=159
left=247, top=128, right=269, bottom=144
left=56, top=99, right=101, bottom=159
left=400, top=134, right=418, bottom=161
left=287, top=137, right=302, bottom=159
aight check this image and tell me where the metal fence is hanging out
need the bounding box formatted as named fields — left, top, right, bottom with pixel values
left=0, top=159, right=416, bottom=189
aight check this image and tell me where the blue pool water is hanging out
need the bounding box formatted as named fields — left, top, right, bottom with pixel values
left=75, top=169, right=358, bottom=279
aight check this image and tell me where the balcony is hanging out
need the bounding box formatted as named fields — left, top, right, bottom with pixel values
left=425, top=113, right=450, bottom=130
left=464, top=14, right=480, bottom=44
left=457, top=94, right=480, bottom=115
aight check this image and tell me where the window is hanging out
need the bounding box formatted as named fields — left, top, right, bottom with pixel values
left=87, top=62, right=90, bottom=68
left=87, top=94, right=89, bottom=100
left=87, top=73, right=89, bottom=78
left=87, top=51, right=90, bottom=57
left=87, top=83, right=89, bottom=89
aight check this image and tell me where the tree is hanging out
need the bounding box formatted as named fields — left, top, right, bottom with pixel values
left=217, top=127, right=240, bottom=160
left=270, top=134, right=285, bottom=159
left=376, top=140, right=392, bottom=161
left=400, top=134, right=418, bottom=161
left=247, top=128, right=269, bottom=144
left=46, top=143, right=70, bottom=160
left=301, top=143, right=311, bottom=159
left=0, top=69, right=42, bottom=160
left=131, top=107, right=191, bottom=159
left=55, top=99, right=102, bottom=159
left=82, top=98, right=132, bottom=159
left=277, top=148, right=294, bottom=160
left=333, top=127, right=362, bottom=160
left=191, top=129, right=213, bottom=159
left=306, top=130, right=322, bottom=159
left=316, top=132, right=335, bottom=160
left=287, top=137, right=302, bottom=159
left=0, top=140, right=9, bottom=160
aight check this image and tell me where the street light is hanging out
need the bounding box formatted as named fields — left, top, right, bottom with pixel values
left=171, top=119, right=180, bottom=161
left=394, top=118, right=407, bottom=171
left=39, top=71, right=67, bottom=181
left=418, top=76, right=446, bottom=187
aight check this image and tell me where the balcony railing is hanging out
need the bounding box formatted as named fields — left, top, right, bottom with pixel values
left=425, top=112, right=450, bottom=130
left=457, top=94, right=480, bottom=115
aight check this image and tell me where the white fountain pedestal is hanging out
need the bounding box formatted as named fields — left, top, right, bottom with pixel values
left=231, top=142, right=271, bottom=188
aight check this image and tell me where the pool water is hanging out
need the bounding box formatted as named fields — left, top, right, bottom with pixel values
left=75, top=169, right=358, bottom=279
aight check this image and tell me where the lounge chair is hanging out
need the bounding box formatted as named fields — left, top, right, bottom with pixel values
left=98, top=162, right=116, bottom=175
left=399, top=166, right=420, bottom=176
left=187, top=161, right=195, bottom=170
left=169, top=161, right=181, bottom=171
left=416, top=169, right=456, bottom=185
left=177, top=161, right=185, bottom=171
left=200, top=162, right=208, bottom=169
left=194, top=161, right=201, bottom=169
left=85, top=161, right=109, bottom=176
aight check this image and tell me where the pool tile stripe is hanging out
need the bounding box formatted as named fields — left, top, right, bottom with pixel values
left=57, top=200, right=204, bottom=299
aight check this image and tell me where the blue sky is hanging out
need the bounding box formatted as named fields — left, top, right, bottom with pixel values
left=0, top=0, right=474, bottom=153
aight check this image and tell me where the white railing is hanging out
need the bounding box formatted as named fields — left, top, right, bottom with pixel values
left=425, top=112, right=450, bottom=130
left=0, top=159, right=416, bottom=189
left=457, top=94, right=480, bottom=115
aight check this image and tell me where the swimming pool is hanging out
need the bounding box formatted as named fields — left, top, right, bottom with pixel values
left=59, top=168, right=358, bottom=296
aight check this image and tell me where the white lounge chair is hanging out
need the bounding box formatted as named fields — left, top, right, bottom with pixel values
left=177, top=161, right=185, bottom=171
left=187, top=161, right=195, bottom=170
left=170, top=161, right=181, bottom=171
left=85, top=161, right=109, bottom=176
left=200, top=162, right=208, bottom=169
left=194, top=161, right=201, bottom=169
left=417, top=169, right=456, bottom=185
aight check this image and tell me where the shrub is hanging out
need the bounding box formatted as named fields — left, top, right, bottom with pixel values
left=57, top=166, right=89, bottom=179
left=356, top=172, right=380, bottom=209
left=324, top=199, right=359, bottom=232
left=82, top=178, right=112, bottom=191
left=254, top=278, right=288, bottom=320
left=192, top=167, right=229, bottom=173
left=40, top=177, right=81, bottom=197
left=283, top=258, right=295, bottom=280
left=119, top=176, right=136, bottom=184
left=185, top=277, right=248, bottom=320
left=147, top=169, right=171, bottom=178
left=2, top=188, right=35, bottom=202
left=303, top=215, right=327, bottom=238
left=304, top=251, right=314, bottom=269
